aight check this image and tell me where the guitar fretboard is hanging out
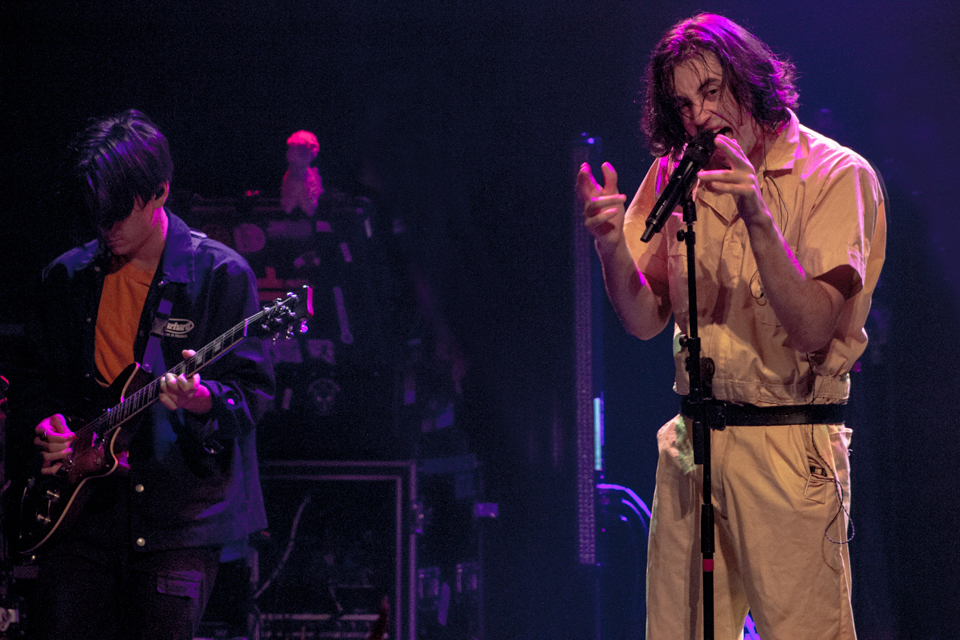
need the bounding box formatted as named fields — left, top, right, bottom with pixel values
left=75, top=304, right=276, bottom=442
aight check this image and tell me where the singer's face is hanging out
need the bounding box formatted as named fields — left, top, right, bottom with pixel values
left=672, top=53, right=764, bottom=167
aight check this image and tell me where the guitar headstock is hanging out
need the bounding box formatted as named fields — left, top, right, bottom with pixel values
left=258, top=285, right=314, bottom=338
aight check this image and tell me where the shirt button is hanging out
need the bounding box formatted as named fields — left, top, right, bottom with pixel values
left=134, top=484, right=145, bottom=493
left=136, top=537, right=146, bottom=547
left=85, top=317, right=92, bottom=323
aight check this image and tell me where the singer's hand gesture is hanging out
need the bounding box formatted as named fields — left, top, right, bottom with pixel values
left=577, top=161, right=670, bottom=340
left=695, top=133, right=769, bottom=226
left=577, top=162, right=627, bottom=257
left=698, top=132, right=846, bottom=353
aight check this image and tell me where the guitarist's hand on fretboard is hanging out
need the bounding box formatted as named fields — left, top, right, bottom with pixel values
left=158, top=349, right=212, bottom=415
left=35, top=413, right=75, bottom=476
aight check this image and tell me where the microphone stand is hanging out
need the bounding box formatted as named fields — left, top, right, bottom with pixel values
left=675, top=193, right=724, bottom=640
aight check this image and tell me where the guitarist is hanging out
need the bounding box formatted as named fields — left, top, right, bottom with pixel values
left=27, top=110, right=275, bottom=640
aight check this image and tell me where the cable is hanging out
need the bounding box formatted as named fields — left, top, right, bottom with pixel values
left=253, top=494, right=311, bottom=600
left=809, top=425, right=855, bottom=545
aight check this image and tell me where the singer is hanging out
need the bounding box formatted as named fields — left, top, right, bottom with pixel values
left=577, top=13, right=885, bottom=640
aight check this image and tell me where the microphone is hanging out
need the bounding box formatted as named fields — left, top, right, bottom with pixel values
left=640, top=128, right=728, bottom=243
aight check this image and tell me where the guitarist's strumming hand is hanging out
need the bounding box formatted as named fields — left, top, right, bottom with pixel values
left=159, top=349, right=213, bottom=415
left=35, top=413, right=75, bottom=476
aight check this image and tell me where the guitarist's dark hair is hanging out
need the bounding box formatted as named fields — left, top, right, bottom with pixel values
left=70, top=109, right=174, bottom=231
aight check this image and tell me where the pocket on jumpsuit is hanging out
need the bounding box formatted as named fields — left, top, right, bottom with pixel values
left=802, top=424, right=850, bottom=509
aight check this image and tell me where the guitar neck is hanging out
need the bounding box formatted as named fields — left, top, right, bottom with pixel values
left=87, top=309, right=266, bottom=439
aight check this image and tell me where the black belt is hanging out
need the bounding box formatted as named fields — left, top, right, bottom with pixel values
left=680, top=397, right=846, bottom=426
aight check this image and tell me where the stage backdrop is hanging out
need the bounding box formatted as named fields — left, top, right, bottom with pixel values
left=2, top=2, right=959, bottom=638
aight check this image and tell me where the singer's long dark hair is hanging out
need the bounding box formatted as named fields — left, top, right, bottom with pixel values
left=641, top=13, right=799, bottom=159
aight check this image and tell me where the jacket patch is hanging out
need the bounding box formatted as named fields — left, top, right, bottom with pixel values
left=164, top=319, right=195, bottom=337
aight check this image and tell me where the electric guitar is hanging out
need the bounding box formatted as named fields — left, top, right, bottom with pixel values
left=7, top=286, right=313, bottom=557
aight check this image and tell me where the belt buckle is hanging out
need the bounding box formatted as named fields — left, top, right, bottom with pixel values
left=705, top=400, right=726, bottom=431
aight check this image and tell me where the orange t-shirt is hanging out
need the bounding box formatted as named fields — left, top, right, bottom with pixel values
left=94, top=259, right=155, bottom=384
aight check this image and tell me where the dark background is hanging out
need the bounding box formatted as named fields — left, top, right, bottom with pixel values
left=2, top=1, right=959, bottom=638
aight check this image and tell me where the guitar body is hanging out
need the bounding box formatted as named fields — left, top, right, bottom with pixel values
left=9, top=363, right=148, bottom=556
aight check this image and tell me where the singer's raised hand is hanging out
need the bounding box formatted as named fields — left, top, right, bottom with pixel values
left=700, top=132, right=845, bottom=353
left=578, top=161, right=671, bottom=340
left=577, top=162, right=627, bottom=254
left=696, top=134, right=768, bottom=225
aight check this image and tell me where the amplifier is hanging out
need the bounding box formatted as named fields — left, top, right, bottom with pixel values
left=202, top=460, right=417, bottom=640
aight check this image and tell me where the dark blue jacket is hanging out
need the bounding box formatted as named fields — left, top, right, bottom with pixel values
left=37, top=212, right=275, bottom=551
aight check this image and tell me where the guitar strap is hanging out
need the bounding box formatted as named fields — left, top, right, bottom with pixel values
left=142, top=295, right=173, bottom=376
left=143, top=291, right=225, bottom=456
